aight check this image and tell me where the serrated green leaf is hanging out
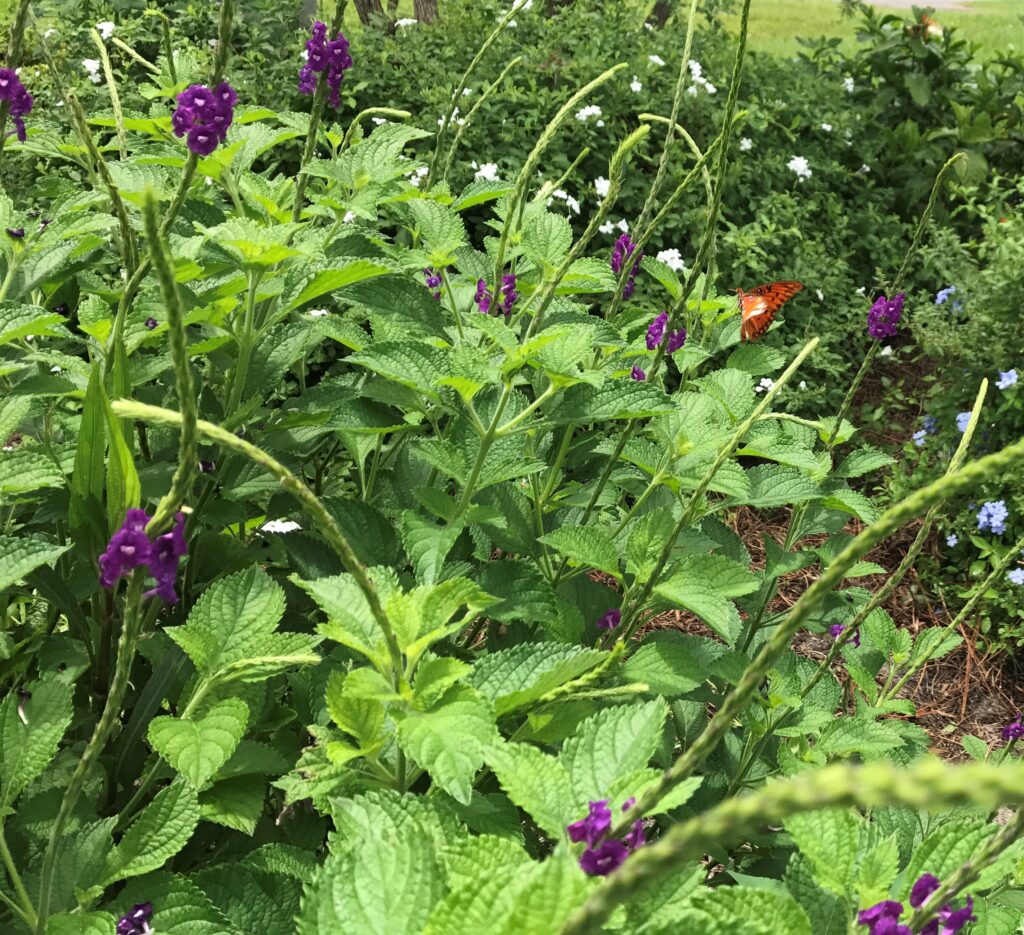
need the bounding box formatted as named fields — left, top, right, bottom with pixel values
left=857, top=835, right=900, bottom=906
left=836, top=448, right=896, bottom=479
left=0, top=449, right=64, bottom=494
left=288, top=258, right=392, bottom=310
left=538, top=526, right=620, bottom=577
left=622, top=630, right=708, bottom=695
left=102, top=779, right=199, bottom=885
left=349, top=342, right=448, bottom=401
left=148, top=698, right=249, bottom=790
left=902, top=820, right=994, bottom=901
left=0, top=302, right=67, bottom=346
left=117, top=872, right=241, bottom=935
left=0, top=677, right=73, bottom=809
left=786, top=808, right=861, bottom=896
left=546, top=381, right=676, bottom=424
left=199, top=774, right=266, bottom=834
left=687, top=886, right=812, bottom=935
left=817, top=717, right=904, bottom=759
left=487, top=743, right=576, bottom=839
left=653, top=575, right=742, bottom=645
left=46, top=912, right=115, bottom=934
left=0, top=535, right=71, bottom=593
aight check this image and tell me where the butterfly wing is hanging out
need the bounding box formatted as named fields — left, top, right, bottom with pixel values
left=739, top=281, right=804, bottom=342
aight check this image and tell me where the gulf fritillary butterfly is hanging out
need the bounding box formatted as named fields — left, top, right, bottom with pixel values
left=737, top=281, right=804, bottom=343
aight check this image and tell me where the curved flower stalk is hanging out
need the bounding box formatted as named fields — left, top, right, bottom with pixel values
left=561, top=758, right=1024, bottom=934
left=88, top=26, right=127, bottom=159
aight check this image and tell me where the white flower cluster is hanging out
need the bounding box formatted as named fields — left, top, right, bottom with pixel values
left=408, top=165, right=430, bottom=188
left=630, top=76, right=642, bottom=94
left=95, top=21, right=115, bottom=40
left=685, top=59, right=716, bottom=95
left=593, top=176, right=610, bottom=198
left=438, top=107, right=466, bottom=129
left=648, top=54, right=665, bottom=67
left=82, top=59, right=102, bottom=84
left=655, top=248, right=685, bottom=272
left=575, top=104, right=603, bottom=124
left=843, top=76, right=855, bottom=93
left=549, top=189, right=581, bottom=214
left=739, top=137, right=752, bottom=152
left=471, top=161, right=500, bottom=181
left=755, top=377, right=775, bottom=394
left=599, top=218, right=630, bottom=235
left=787, top=155, right=812, bottom=180
left=307, top=308, right=329, bottom=318
left=260, top=519, right=301, bottom=534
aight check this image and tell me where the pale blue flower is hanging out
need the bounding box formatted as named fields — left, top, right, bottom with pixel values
left=977, top=500, right=1008, bottom=535
left=956, top=411, right=972, bottom=433
left=935, top=285, right=957, bottom=305
left=913, top=430, right=927, bottom=447
left=996, top=369, right=1018, bottom=390
left=946, top=533, right=958, bottom=547
left=1008, top=568, right=1024, bottom=586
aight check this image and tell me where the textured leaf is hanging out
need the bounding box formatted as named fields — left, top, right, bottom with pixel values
left=546, top=381, right=676, bottom=424
left=836, top=448, right=896, bottom=479
left=622, top=863, right=704, bottom=931
left=102, top=779, right=199, bottom=885
left=817, top=717, right=904, bottom=759
left=199, top=775, right=266, bottom=834
left=538, top=526, right=620, bottom=577
left=408, top=200, right=467, bottom=261
left=288, top=258, right=392, bottom=309
left=0, top=302, right=67, bottom=345
left=487, top=743, right=576, bottom=838
left=495, top=852, right=589, bottom=935
left=0, top=677, right=73, bottom=808
left=166, top=567, right=318, bottom=684
left=117, top=873, right=241, bottom=935
left=562, top=699, right=668, bottom=803
left=622, top=631, right=708, bottom=696
left=349, top=342, right=448, bottom=401
left=654, top=575, right=742, bottom=645
left=902, top=820, right=994, bottom=901
left=785, top=854, right=847, bottom=935
left=396, top=684, right=499, bottom=804
left=400, top=512, right=462, bottom=585
left=786, top=808, right=861, bottom=896
left=194, top=862, right=302, bottom=935
left=687, top=886, right=812, bottom=935
left=857, top=836, right=900, bottom=906
left=729, top=465, right=820, bottom=509
left=0, top=535, right=70, bottom=593
left=441, top=835, right=530, bottom=890
left=46, top=912, right=115, bottom=934
left=0, top=449, right=64, bottom=494
left=148, top=698, right=249, bottom=790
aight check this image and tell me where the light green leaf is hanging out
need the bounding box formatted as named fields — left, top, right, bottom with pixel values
left=686, top=886, right=812, bottom=935
left=857, top=836, right=900, bottom=906
left=148, top=698, right=249, bottom=790
left=396, top=684, right=499, bottom=804
left=288, top=258, right=393, bottom=310
left=102, top=779, right=199, bottom=885
left=786, top=808, right=861, bottom=896
left=0, top=677, right=73, bottom=808
left=0, top=535, right=71, bottom=593
left=487, top=743, right=576, bottom=839
left=495, top=852, right=589, bottom=935
left=546, top=381, right=676, bottom=424
left=0, top=302, right=67, bottom=346
left=622, top=631, right=708, bottom=696
left=538, top=526, right=620, bottom=577
left=408, top=200, right=467, bottom=263
left=836, top=448, right=896, bottom=479
left=902, top=820, right=994, bottom=901
left=441, top=835, right=530, bottom=890
left=0, top=449, right=64, bottom=495
left=199, top=775, right=266, bottom=834
left=817, top=717, right=904, bottom=759
left=728, top=465, right=820, bottom=509
left=349, top=342, right=448, bottom=401
left=653, top=575, right=742, bottom=645
left=46, top=912, right=115, bottom=935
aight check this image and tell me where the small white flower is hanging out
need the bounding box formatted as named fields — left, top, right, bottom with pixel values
left=616, top=218, right=629, bottom=233
left=686, top=86, right=699, bottom=96
left=798, top=380, right=807, bottom=390
left=704, top=83, right=717, bottom=95
left=755, top=377, right=775, bottom=394
left=644, top=22, right=654, bottom=31
left=409, top=164, right=430, bottom=188
left=204, top=177, right=213, bottom=186
left=594, top=176, right=610, bottom=198
left=649, top=54, right=666, bottom=67
left=688, top=59, right=703, bottom=80
left=858, top=163, right=871, bottom=174
left=599, top=220, right=615, bottom=235
left=879, top=345, right=893, bottom=357
left=739, top=137, right=753, bottom=152
left=565, top=195, right=581, bottom=214
left=815, top=288, right=824, bottom=301
left=820, top=122, right=833, bottom=132
left=95, top=21, right=115, bottom=40
left=308, top=308, right=329, bottom=318
left=843, top=76, right=855, bottom=93
left=575, top=104, right=603, bottom=123
left=656, top=248, right=685, bottom=272
left=786, top=155, right=812, bottom=180
left=596, top=119, right=605, bottom=128
left=394, top=17, right=418, bottom=27
left=82, top=58, right=102, bottom=84
left=343, top=210, right=356, bottom=223
left=207, top=38, right=219, bottom=49
left=474, top=162, right=500, bottom=182
left=507, top=19, right=517, bottom=28
left=856, top=286, right=866, bottom=296
left=43, top=28, right=58, bottom=39
left=1, top=445, right=13, bottom=452
left=371, top=116, right=387, bottom=125
left=50, top=365, right=62, bottom=373
left=261, top=519, right=301, bottom=534
left=462, top=87, right=474, bottom=97
left=630, top=76, right=642, bottom=93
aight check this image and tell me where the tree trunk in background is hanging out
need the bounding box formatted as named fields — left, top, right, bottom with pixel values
left=647, top=0, right=673, bottom=28
left=354, top=0, right=386, bottom=25
left=414, top=0, right=439, bottom=23
left=388, top=0, right=400, bottom=14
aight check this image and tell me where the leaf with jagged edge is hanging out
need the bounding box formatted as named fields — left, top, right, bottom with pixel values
left=621, top=863, right=704, bottom=932
left=440, top=835, right=530, bottom=890
left=816, top=718, right=904, bottom=760
left=148, top=698, right=249, bottom=790
left=0, top=677, right=73, bottom=809
left=165, top=566, right=318, bottom=685
left=241, top=844, right=319, bottom=885
left=539, top=526, right=620, bottom=578
left=785, top=853, right=847, bottom=935
left=653, top=575, right=742, bottom=645
left=193, top=862, right=302, bottom=935
left=401, top=512, right=463, bottom=586
left=836, top=447, right=896, bottom=479
left=856, top=835, right=900, bottom=907
left=199, top=774, right=266, bottom=835
left=408, top=200, right=467, bottom=266
left=101, top=779, right=199, bottom=885
left=115, top=872, right=243, bottom=935
left=821, top=480, right=878, bottom=523
left=487, top=743, right=576, bottom=839
left=684, top=886, right=812, bottom=935
left=902, top=820, right=996, bottom=903
left=0, top=449, right=64, bottom=495
left=476, top=560, right=558, bottom=625
left=545, top=380, right=676, bottom=424
left=786, top=808, right=861, bottom=896
left=0, top=302, right=67, bottom=345
left=726, top=465, right=821, bottom=510
left=0, top=536, right=70, bottom=595
left=562, top=699, right=668, bottom=804
left=45, top=912, right=115, bottom=934
left=395, top=684, right=499, bottom=805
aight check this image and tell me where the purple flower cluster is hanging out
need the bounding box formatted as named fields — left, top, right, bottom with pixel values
left=499, top=274, right=518, bottom=316
left=830, top=623, right=861, bottom=648
left=298, top=22, right=353, bottom=108
left=172, top=83, right=237, bottom=156
left=867, top=293, right=905, bottom=340
left=474, top=279, right=492, bottom=314
left=645, top=311, right=686, bottom=353
left=630, top=365, right=646, bottom=382
left=0, top=68, right=33, bottom=142
left=976, top=500, right=1008, bottom=535
left=611, top=233, right=642, bottom=299
left=99, top=510, right=187, bottom=603
left=597, top=609, right=621, bottom=630
left=567, top=798, right=645, bottom=876
left=858, top=874, right=974, bottom=935
left=424, top=268, right=442, bottom=300
left=117, top=902, right=154, bottom=935
left=1002, top=714, right=1024, bottom=741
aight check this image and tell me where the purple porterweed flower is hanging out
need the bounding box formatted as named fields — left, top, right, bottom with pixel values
left=666, top=328, right=686, bottom=353
left=173, top=82, right=236, bottom=155
left=198, top=459, right=216, bottom=473
left=143, top=512, right=188, bottom=604
left=500, top=274, right=518, bottom=316
left=186, top=125, right=220, bottom=157
left=423, top=268, right=443, bottom=300
left=16, top=689, right=30, bottom=726
left=866, top=293, right=904, bottom=340
left=910, top=874, right=941, bottom=909
left=5, top=227, right=24, bottom=239
left=145, top=317, right=158, bottom=330
left=1001, top=714, right=1024, bottom=741
left=621, top=797, right=645, bottom=849
left=0, top=68, right=33, bottom=140
left=579, top=839, right=629, bottom=876
left=646, top=311, right=668, bottom=350
left=830, top=623, right=861, bottom=648
left=299, top=22, right=352, bottom=107
left=99, top=509, right=154, bottom=589
left=596, top=609, right=621, bottom=630
left=976, top=500, right=1008, bottom=535
left=474, top=279, right=492, bottom=314
left=116, top=902, right=154, bottom=935
left=936, top=897, right=975, bottom=934
left=611, top=233, right=642, bottom=299
left=567, top=800, right=611, bottom=846
left=857, top=900, right=908, bottom=934
left=630, top=365, right=646, bottom=382
left=297, top=64, right=317, bottom=95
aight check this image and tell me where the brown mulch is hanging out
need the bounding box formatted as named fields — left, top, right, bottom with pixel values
left=647, top=505, right=1024, bottom=761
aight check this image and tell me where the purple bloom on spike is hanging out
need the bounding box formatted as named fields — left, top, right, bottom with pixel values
left=910, top=874, right=940, bottom=909
left=666, top=328, right=686, bottom=353
left=937, top=897, right=975, bottom=934
left=99, top=509, right=153, bottom=588
left=143, top=513, right=188, bottom=604
left=299, top=22, right=352, bottom=107
left=474, top=279, right=492, bottom=314
left=830, top=623, right=860, bottom=648
left=145, top=317, right=158, bottom=330
left=0, top=68, right=33, bottom=140
left=173, top=82, right=236, bottom=155
left=857, top=900, right=907, bottom=933
left=579, top=839, right=629, bottom=876
left=116, top=902, right=154, bottom=935
left=630, top=365, right=645, bottom=382
left=646, top=311, right=667, bottom=350
left=611, top=233, right=642, bottom=299
left=866, top=293, right=904, bottom=340
left=500, top=274, right=518, bottom=316
left=423, top=268, right=442, bottom=300
left=187, top=125, right=219, bottom=156
left=1002, top=715, right=1024, bottom=741
left=597, top=609, right=621, bottom=630
left=566, top=800, right=611, bottom=846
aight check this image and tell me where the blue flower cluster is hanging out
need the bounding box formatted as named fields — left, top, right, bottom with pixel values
left=976, top=500, right=1008, bottom=535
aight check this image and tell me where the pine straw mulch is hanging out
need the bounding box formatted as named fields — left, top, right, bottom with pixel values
left=645, top=506, right=1024, bottom=762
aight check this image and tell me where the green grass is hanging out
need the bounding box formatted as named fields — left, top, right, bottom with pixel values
left=724, top=0, right=1024, bottom=58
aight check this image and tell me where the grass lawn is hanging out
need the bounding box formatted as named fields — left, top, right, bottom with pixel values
left=724, top=0, right=1024, bottom=58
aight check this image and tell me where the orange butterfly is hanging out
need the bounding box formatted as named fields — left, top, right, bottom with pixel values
left=737, top=281, right=804, bottom=342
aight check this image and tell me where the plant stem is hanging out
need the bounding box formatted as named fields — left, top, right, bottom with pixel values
left=0, top=829, right=35, bottom=928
